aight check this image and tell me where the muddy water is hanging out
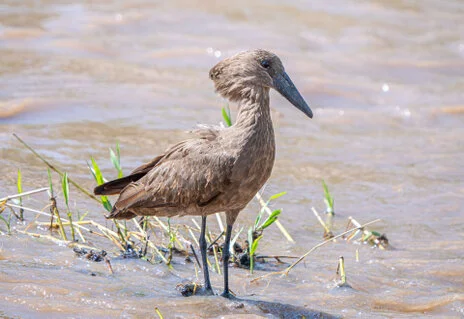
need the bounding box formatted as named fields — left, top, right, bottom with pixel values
left=1, top=0, right=463, bottom=318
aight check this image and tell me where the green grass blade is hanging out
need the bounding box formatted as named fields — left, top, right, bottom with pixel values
left=254, top=208, right=265, bottom=231
left=249, top=234, right=263, bottom=274
left=61, top=172, right=75, bottom=241
left=78, top=212, right=89, bottom=222
left=101, top=198, right=112, bottom=212
left=109, top=147, right=119, bottom=173
left=250, top=235, right=262, bottom=256
left=17, top=168, right=24, bottom=219
left=116, top=142, right=122, bottom=178
left=269, top=191, right=287, bottom=201
left=90, top=157, right=106, bottom=185
left=247, top=227, right=253, bottom=252
left=87, top=160, right=97, bottom=181
left=110, top=142, right=123, bottom=178
left=17, top=169, right=22, bottom=200
left=258, top=209, right=281, bottom=230
left=255, top=192, right=295, bottom=243
left=87, top=158, right=113, bottom=212
left=62, top=172, right=69, bottom=206
left=322, top=180, right=334, bottom=214
left=222, top=106, right=232, bottom=127
left=47, top=168, right=54, bottom=197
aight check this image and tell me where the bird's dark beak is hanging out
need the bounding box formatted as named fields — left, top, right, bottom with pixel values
left=273, top=72, right=313, bottom=118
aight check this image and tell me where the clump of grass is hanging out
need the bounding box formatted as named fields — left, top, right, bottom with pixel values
left=318, top=180, right=335, bottom=239
left=62, top=172, right=75, bottom=241
left=345, top=217, right=389, bottom=249
left=312, top=207, right=333, bottom=239
left=3, top=140, right=181, bottom=268
left=322, top=180, right=334, bottom=215
left=254, top=192, right=294, bottom=243
left=0, top=202, right=12, bottom=235
left=88, top=154, right=132, bottom=248
left=313, top=182, right=387, bottom=249
left=247, top=192, right=284, bottom=273
left=48, top=168, right=67, bottom=240
left=335, top=256, right=351, bottom=288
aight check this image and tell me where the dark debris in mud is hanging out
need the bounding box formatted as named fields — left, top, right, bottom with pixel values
left=120, top=244, right=141, bottom=259
left=73, top=248, right=107, bottom=262
left=176, top=282, right=201, bottom=297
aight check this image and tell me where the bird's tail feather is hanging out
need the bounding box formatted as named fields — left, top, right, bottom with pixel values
left=93, top=172, right=146, bottom=196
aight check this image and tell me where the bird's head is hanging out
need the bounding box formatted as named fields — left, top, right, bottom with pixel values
left=209, top=49, right=313, bottom=118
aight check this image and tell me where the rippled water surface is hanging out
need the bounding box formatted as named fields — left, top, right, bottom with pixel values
left=1, top=0, right=463, bottom=318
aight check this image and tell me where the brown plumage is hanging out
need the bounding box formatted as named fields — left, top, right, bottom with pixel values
left=94, top=49, right=312, bottom=298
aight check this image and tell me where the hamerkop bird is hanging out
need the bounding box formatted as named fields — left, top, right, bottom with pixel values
left=94, top=49, right=313, bottom=298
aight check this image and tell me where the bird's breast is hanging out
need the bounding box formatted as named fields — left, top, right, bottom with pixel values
left=226, top=127, right=275, bottom=207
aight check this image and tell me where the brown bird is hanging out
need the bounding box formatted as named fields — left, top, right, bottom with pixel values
left=94, top=49, right=312, bottom=298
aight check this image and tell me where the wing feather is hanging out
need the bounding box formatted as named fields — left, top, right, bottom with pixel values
left=94, top=155, right=163, bottom=195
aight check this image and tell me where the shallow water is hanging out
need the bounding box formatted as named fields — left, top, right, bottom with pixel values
left=1, top=0, right=463, bottom=318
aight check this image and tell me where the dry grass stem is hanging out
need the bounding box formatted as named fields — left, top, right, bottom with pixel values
left=311, top=207, right=331, bottom=235
left=0, top=187, right=49, bottom=202
left=17, top=230, right=99, bottom=250
left=105, top=258, right=114, bottom=275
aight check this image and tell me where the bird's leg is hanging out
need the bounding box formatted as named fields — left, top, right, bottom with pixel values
left=199, top=215, right=214, bottom=295
left=220, top=224, right=233, bottom=298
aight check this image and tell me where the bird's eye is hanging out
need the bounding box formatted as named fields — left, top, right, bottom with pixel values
left=260, top=59, right=271, bottom=69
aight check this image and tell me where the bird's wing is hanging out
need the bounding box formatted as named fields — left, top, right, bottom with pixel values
left=108, top=137, right=236, bottom=218
left=94, top=125, right=224, bottom=196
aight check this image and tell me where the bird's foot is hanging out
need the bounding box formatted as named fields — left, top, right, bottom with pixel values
left=176, top=282, right=215, bottom=297
left=220, top=290, right=235, bottom=299
left=197, top=286, right=215, bottom=296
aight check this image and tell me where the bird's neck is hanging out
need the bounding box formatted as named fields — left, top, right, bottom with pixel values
left=234, top=87, right=272, bottom=131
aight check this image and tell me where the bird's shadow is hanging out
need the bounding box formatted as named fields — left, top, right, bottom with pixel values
left=176, top=278, right=340, bottom=318
left=235, top=296, right=340, bottom=319
left=185, top=293, right=340, bottom=319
